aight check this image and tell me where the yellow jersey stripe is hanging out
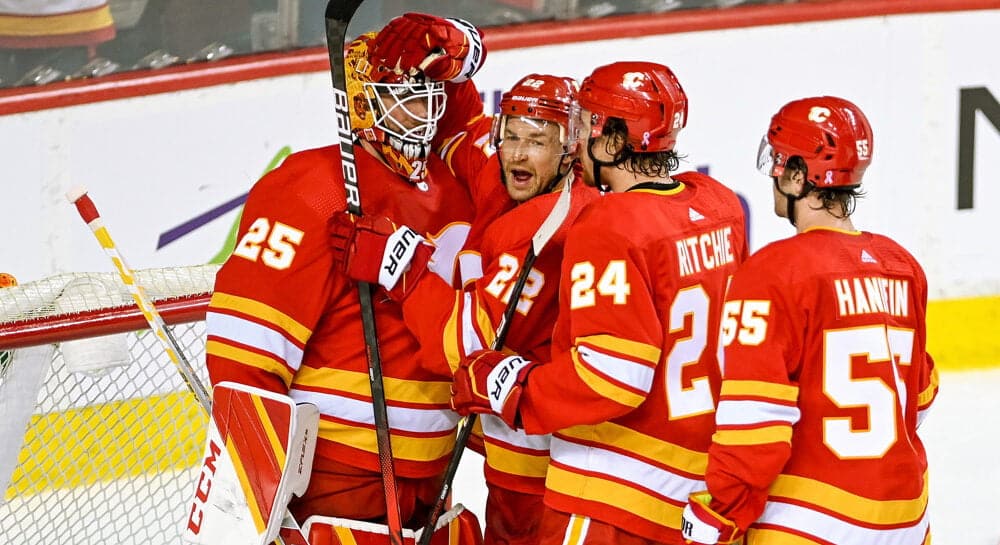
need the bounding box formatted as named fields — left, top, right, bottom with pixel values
left=443, top=292, right=464, bottom=373
left=577, top=334, right=661, bottom=365
left=483, top=442, right=549, bottom=478
left=917, top=367, right=939, bottom=407
left=547, top=464, right=683, bottom=529
left=211, top=292, right=311, bottom=344
left=770, top=473, right=928, bottom=524
left=318, top=421, right=454, bottom=462
left=720, top=380, right=799, bottom=402
left=746, top=528, right=819, bottom=545
left=294, top=366, right=451, bottom=403
left=572, top=349, right=645, bottom=408
left=712, top=425, right=792, bottom=446
left=207, top=340, right=294, bottom=386
left=558, top=422, right=707, bottom=474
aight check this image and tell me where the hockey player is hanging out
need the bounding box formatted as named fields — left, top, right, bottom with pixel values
left=330, top=73, right=599, bottom=545
left=680, top=97, right=939, bottom=545
left=200, top=12, right=494, bottom=544
left=449, top=61, right=749, bottom=545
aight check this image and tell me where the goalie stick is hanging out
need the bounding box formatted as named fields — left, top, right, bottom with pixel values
left=66, top=186, right=310, bottom=545
left=417, top=176, right=575, bottom=545
left=324, top=4, right=405, bottom=545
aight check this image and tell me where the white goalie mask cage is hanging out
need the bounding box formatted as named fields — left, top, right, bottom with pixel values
left=364, top=79, right=447, bottom=152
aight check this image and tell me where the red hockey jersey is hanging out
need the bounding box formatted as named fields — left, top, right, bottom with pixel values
left=206, top=132, right=492, bottom=478
left=706, top=227, right=939, bottom=545
left=513, top=172, right=748, bottom=543
left=404, top=176, right=599, bottom=495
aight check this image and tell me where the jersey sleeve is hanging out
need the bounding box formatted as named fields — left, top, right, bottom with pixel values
left=705, top=260, right=801, bottom=530
left=910, top=256, right=939, bottom=425
left=516, top=204, right=665, bottom=434
left=205, top=154, right=344, bottom=395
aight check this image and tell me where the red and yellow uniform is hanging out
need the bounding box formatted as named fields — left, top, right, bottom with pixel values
left=400, top=167, right=597, bottom=545
left=206, top=76, right=497, bottom=523
left=706, top=227, right=938, bottom=544
left=514, top=172, right=748, bottom=544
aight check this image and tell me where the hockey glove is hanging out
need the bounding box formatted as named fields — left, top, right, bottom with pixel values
left=681, top=492, right=743, bottom=545
left=373, top=13, right=486, bottom=82
left=328, top=212, right=432, bottom=301
left=451, top=349, right=538, bottom=429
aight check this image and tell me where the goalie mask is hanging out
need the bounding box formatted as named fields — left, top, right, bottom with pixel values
left=757, top=96, right=873, bottom=188
left=346, top=33, right=447, bottom=183
left=490, top=74, right=580, bottom=199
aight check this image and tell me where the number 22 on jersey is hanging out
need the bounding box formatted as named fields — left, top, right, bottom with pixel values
left=484, top=253, right=544, bottom=315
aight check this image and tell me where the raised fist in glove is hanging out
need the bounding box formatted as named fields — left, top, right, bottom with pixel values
left=681, top=492, right=743, bottom=545
left=451, top=349, right=538, bottom=429
left=373, top=12, right=486, bottom=82
left=328, top=212, right=432, bottom=300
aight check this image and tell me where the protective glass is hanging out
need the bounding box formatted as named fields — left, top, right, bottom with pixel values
left=367, top=80, right=447, bottom=145
left=756, top=136, right=783, bottom=178
left=497, top=117, right=569, bottom=160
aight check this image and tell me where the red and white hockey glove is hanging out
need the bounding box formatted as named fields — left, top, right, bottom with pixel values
left=328, top=212, right=432, bottom=301
left=451, top=349, right=538, bottom=429
left=681, top=492, right=743, bottom=545
left=373, top=13, right=486, bottom=82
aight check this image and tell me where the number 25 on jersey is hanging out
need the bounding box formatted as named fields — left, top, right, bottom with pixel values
left=233, top=217, right=304, bottom=270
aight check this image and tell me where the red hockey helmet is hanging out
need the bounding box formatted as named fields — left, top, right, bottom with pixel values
left=577, top=61, right=688, bottom=152
left=757, top=96, right=873, bottom=188
left=491, top=73, right=580, bottom=150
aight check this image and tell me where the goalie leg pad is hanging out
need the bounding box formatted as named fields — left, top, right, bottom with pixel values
left=182, top=381, right=319, bottom=545
left=304, top=504, right=483, bottom=545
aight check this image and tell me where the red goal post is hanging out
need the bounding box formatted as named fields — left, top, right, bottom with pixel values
left=0, top=264, right=217, bottom=545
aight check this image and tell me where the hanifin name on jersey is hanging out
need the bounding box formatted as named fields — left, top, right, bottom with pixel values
left=675, top=226, right=736, bottom=277
left=833, top=276, right=910, bottom=318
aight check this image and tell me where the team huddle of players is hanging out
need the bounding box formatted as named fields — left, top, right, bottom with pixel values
left=202, top=12, right=938, bottom=545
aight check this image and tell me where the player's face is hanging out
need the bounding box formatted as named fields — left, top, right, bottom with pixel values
left=500, top=116, right=569, bottom=202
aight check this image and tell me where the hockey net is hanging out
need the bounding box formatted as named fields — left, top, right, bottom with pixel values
left=0, top=265, right=218, bottom=545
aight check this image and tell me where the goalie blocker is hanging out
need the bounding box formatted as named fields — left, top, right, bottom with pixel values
left=181, top=382, right=483, bottom=545
left=182, top=382, right=320, bottom=545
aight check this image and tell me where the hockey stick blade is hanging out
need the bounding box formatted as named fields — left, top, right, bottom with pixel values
left=417, top=179, right=575, bottom=545
left=325, top=4, right=406, bottom=545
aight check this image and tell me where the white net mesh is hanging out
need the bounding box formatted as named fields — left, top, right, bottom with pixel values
left=0, top=265, right=219, bottom=545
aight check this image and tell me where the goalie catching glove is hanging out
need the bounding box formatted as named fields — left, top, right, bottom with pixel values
left=681, top=492, right=743, bottom=545
left=329, top=212, right=433, bottom=301
left=372, top=13, right=486, bottom=83
left=451, top=349, right=539, bottom=429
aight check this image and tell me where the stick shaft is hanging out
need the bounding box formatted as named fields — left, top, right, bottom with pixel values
left=324, top=3, right=405, bottom=545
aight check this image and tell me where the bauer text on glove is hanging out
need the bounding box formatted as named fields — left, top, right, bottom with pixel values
left=451, top=349, right=538, bottom=429
left=328, top=212, right=432, bottom=300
